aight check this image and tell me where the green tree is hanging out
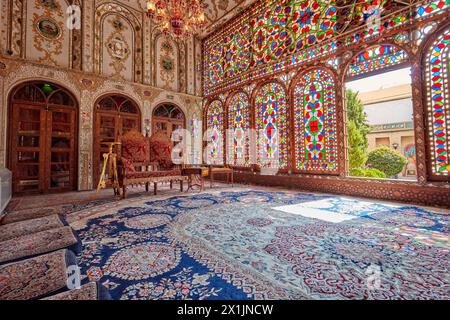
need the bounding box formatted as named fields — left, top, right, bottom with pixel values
left=346, top=89, right=370, bottom=169
left=366, top=147, right=408, bottom=177
left=350, top=167, right=386, bottom=178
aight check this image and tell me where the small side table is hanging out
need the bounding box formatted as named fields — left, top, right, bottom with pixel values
left=182, top=167, right=207, bottom=192
left=209, top=166, right=234, bottom=188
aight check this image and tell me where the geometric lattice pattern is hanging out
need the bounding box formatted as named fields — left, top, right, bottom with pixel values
left=425, top=28, right=450, bottom=176
left=347, top=44, right=408, bottom=78
left=293, top=69, right=338, bottom=173
left=227, top=92, right=251, bottom=167
left=255, top=82, right=288, bottom=169
left=204, top=0, right=449, bottom=93
left=206, top=100, right=225, bottom=165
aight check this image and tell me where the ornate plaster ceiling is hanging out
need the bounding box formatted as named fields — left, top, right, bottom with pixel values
left=200, top=0, right=258, bottom=38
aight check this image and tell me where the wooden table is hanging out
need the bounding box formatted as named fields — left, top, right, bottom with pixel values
left=182, top=167, right=207, bottom=192
left=209, top=166, right=234, bottom=188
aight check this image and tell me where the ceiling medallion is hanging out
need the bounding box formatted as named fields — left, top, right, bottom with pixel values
left=146, top=0, right=206, bottom=40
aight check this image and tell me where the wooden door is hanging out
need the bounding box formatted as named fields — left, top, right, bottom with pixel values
left=152, top=104, right=186, bottom=143
left=11, top=103, right=46, bottom=193
left=10, top=103, right=77, bottom=194
left=94, top=112, right=118, bottom=186
left=93, top=96, right=141, bottom=187
left=153, top=118, right=170, bottom=137
left=46, top=107, right=77, bottom=193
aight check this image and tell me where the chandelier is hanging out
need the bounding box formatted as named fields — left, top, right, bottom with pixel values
left=146, top=0, right=206, bottom=39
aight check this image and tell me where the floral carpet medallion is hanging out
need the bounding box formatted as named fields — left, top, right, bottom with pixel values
left=76, top=191, right=450, bottom=300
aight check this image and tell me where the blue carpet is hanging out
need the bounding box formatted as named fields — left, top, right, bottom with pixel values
left=76, top=190, right=449, bottom=300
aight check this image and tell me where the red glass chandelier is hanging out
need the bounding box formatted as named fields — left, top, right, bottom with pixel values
left=146, top=0, right=206, bottom=39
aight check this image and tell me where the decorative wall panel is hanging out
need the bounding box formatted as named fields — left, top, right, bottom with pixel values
left=155, top=35, right=179, bottom=92
left=293, top=68, right=338, bottom=174
left=24, top=0, right=76, bottom=68
left=94, top=2, right=143, bottom=83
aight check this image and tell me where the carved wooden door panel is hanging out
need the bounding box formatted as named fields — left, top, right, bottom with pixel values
left=10, top=104, right=77, bottom=194
left=11, top=103, right=46, bottom=194
left=45, top=107, right=77, bottom=193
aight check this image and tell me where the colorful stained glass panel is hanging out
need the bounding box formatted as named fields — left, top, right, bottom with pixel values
left=206, top=100, right=224, bottom=165
left=425, top=28, right=450, bottom=176
left=255, top=82, right=288, bottom=168
left=227, top=92, right=251, bottom=167
left=294, top=69, right=338, bottom=173
left=347, top=45, right=408, bottom=78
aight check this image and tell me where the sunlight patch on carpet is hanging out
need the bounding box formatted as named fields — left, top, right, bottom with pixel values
left=273, top=197, right=400, bottom=223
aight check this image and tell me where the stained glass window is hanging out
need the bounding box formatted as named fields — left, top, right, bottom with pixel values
left=207, top=44, right=224, bottom=86
left=250, top=0, right=288, bottom=67
left=227, top=92, right=251, bottom=167
left=293, top=69, right=338, bottom=173
left=347, top=45, right=408, bottom=78
left=203, top=0, right=449, bottom=95
left=255, top=82, right=288, bottom=168
left=205, top=100, right=225, bottom=165
left=417, top=0, right=449, bottom=17
left=250, top=0, right=337, bottom=67
left=424, top=28, right=450, bottom=177
left=223, top=24, right=251, bottom=78
left=285, top=0, right=337, bottom=54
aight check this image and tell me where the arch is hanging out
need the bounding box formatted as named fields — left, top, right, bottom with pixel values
left=152, top=102, right=186, bottom=139
left=93, top=2, right=143, bottom=82
left=151, top=28, right=187, bottom=92
left=94, top=93, right=141, bottom=115
left=153, top=103, right=185, bottom=120
left=92, top=93, right=141, bottom=186
left=7, top=81, right=79, bottom=194
left=291, top=67, right=339, bottom=174
left=153, top=33, right=180, bottom=91
left=253, top=80, right=289, bottom=169
left=205, top=99, right=225, bottom=165
left=422, top=26, right=450, bottom=180
left=343, top=43, right=410, bottom=81
left=226, top=90, right=252, bottom=167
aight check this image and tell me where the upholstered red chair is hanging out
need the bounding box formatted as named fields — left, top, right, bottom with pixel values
left=149, top=131, right=176, bottom=170
left=118, top=129, right=154, bottom=197
left=118, top=129, right=187, bottom=198
left=148, top=131, right=187, bottom=194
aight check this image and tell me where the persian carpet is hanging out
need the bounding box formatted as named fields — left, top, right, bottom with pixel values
left=0, top=249, right=77, bottom=300
left=0, top=214, right=67, bottom=242
left=75, top=190, right=450, bottom=300
left=0, top=226, right=81, bottom=264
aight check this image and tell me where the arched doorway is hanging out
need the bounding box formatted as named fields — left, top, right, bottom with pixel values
left=93, top=94, right=141, bottom=186
left=8, top=82, right=78, bottom=194
left=152, top=103, right=185, bottom=139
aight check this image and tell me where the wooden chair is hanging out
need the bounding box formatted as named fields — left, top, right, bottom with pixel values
left=148, top=130, right=187, bottom=194
left=118, top=129, right=187, bottom=198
